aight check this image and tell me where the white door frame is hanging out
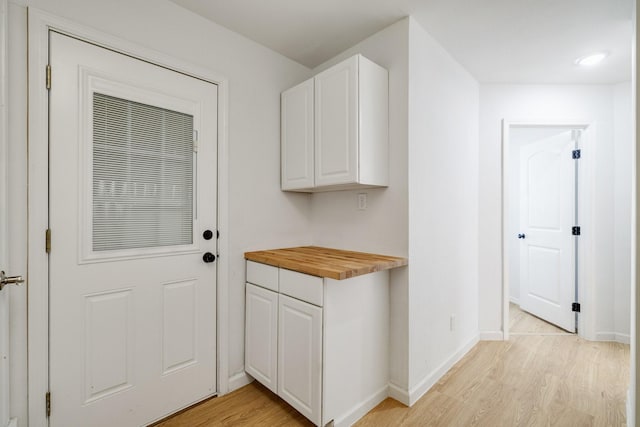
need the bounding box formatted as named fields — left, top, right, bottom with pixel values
left=27, top=8, right=230, bottom=426
left=0, top=0, right=11, bottom=426
left=502, top=120, right=595, bottom=341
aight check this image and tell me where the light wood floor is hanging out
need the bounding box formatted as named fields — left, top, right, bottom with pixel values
left=155, top=334, right=629, bottom=427
left=509, top=302, right=570, bottom=334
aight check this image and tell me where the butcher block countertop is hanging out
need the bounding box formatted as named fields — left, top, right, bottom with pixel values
left=244, top=246, right=408, bottom=280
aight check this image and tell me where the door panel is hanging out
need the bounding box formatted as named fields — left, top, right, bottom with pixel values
left=315, top=56, right=358, bottom=186
left=49, top=32, right=217, bottom=426
left=245, top=283, right=278, bottom=393
left=278, top=294, right=322, bottom=425
left=519, top=131, right=575, bottom=332
left=281, top=79, right=314, bottom=190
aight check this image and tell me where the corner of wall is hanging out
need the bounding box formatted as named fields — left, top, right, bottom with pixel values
left=407, top=334, right=479, bottom=406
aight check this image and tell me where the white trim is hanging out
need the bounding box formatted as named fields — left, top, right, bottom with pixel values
left=594, top=332, right=632, bottom=344
left=0, top=0, right=9, bottom=425
left=333, top=385, right=388, bottom=427
left=407, top=334, right=478, bottom=406
left=27, top=8, right=231, bottom=425
left=479, top=331, right=505, bottom=341
left=387, top=383, right=410, bottom=406
left=228, top=372, right=252, bottom=392
left=510, top=332, right=573, bottom=336
left=509, top=296, right=520, bottom=305
left=501, top=120, right=595, bottom=342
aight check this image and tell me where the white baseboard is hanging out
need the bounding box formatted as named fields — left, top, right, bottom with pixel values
left=616, top=333, right=630, bottom=344
left=479, top=331, right=504, bottom=341
left=407, top=334, right=479, bottom=406
left=333, top=385, right=388, bottom=427
left=7, top=418, right=17, bottom=427
left=594, top=332, right=631, bottom=344
left=387, top=382, right=410, bottom=406
left=228, top=371, right=252, bottom=393
left=509, top=297, right=519, bottom=305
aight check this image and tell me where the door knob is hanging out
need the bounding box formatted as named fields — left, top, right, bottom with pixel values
left=202, top=252, right=216, bottom=263
left=0, top=271, right=25, bottom=291
left=203, top=230, right=213, bottom=240
left=518, top=233, right=526, bottom=239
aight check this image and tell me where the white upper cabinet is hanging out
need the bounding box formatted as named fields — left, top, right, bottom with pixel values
left=281, top=79, right=314, bottom=190
left=281, top=54, right=389, bottom=192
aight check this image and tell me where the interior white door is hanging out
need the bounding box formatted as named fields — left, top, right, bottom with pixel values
left=49, top=32, right=218, bottom=426
left=519, top=131, right=576, bottom=332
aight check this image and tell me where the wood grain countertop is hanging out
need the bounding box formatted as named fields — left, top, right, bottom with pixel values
left=244, top=246, right=408, bottom=280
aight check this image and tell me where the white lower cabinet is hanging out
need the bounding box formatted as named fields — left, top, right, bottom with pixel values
left=245, top=283, right=278, bottom=393
left=245, top=260, right=389, bottom=427
left=278, top=294, right=323, bottom=425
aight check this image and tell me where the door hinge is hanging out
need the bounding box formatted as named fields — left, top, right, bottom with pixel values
left=572, top=149, right=581, bottom=159
left=572, top=302, right=581, bottom=313
left=45, top=228, right=51, bottom=253
left=572, top=226, right=581, bottom=236
left=46, top=64, right=52, bottom=90
left=46, top=391, right=51, bottom=417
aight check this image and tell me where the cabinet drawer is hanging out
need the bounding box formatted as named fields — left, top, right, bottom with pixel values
left=279, top=268, right=323, bottom=306
left=246, top=261, right=279, bottom=292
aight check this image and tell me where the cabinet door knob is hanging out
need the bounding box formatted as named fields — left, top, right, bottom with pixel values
left=203, top=252, right=216, bottom=263
left=518, top=233, right=526, bottom=239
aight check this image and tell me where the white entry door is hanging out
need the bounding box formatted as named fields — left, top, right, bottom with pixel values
left=519, top=131, right=576, bottom=333
left=48, top=32, right=218, bottom=426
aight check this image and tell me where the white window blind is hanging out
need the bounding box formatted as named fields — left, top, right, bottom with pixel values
left=92, top=93, right=194, bottom=252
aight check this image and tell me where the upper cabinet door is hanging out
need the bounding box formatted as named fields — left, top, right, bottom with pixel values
left=281, top=79, right=314, bottom=190
left=314, top=56, right=359, bottom=187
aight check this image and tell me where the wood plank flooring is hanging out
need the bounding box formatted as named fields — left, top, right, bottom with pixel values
left=155, top=335, right=629, bottom=426
left=509, top=302, right=570, bottom=334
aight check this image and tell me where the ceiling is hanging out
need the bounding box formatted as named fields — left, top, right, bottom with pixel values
left=170, top=0, right=633, bottom=84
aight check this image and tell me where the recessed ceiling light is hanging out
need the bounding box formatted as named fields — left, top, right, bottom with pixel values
left=575, top=52, right=608, bottom=67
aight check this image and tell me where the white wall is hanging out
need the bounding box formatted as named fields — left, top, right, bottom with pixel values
left=479, top=84, right=632, bottom=342
left=7, top=0, right=312, bottom=423
left=406, top=18, right=479, bottom=400
left=307, top=17, right=480, bottom=403
left=309, top=18, right=410, bottom=391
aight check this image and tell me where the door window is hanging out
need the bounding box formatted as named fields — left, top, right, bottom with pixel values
left=92, top=93, right=194, bottom=252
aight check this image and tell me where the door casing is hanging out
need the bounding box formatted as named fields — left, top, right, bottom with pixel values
left=501, top=120, right=594, bottom=341
left=0, top=0, right=10, bottom=425
left=27, top=8, right=230, bottom=426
